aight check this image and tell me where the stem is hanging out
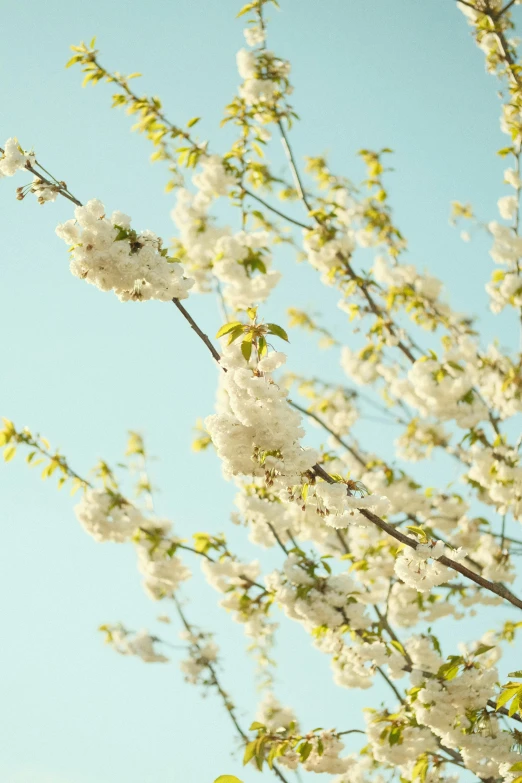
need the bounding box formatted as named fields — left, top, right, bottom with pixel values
left=28, top=160, right=82, bottom=207
left=171, top=594, right=290, bottom=782
left=498, top=0, right=517, bottom=15
left=288, top=399, right=364, bottom=463
left=172, top=299, right=222, bottom=365
left=88, top=54, right=312, bottom=234
left=337, top=729, right=366, bottom=736
left=137, top=528, right=268, bottom=593
left=267, top=522, right=289, bottom=554
left=376, top=665, right=405, bottom=705
left=172, top=593, right=248, bottom=740
left=243, top=187, right=313, bottom=230
left=500, top=514, right=507, bottom=551
left=278, top=120, right=315, bottom=214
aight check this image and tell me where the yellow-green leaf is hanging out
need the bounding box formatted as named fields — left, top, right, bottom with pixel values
left=497, top=686, right=522, bottom=709
left=3, top=445, right=16, bottom=462
left=509, top=693, right=521, bottom=717
left=266, top=323, right=289, bottom=342
left=243, top=740, right=257, bottom=765
left=406, top=525, right=428, bottom=542
left=227, top=325, right=244, bottom=345
left=216, top=321, right=243, bottom=338
left=65, top=55, right=83, bottom=69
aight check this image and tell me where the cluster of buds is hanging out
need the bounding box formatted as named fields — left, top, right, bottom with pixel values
left=16, top=177, right=65, bottom=204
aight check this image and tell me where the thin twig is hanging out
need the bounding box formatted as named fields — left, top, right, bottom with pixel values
left=172, top=593, right=290, bottom=783
left=243, top=187, right=313, bottom=230
left=172, top=298, right=222, bottom=365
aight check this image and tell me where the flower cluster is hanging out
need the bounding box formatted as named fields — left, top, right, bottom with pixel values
left=486, top=219, right=522, bottom=313
left=56, top=198, right=194, bottom=301
left=465, top=443, right=522, bottom=520
left=0, top=137, right=34, bottom=177
left=178, top=629, right=219, bottom=684
left=99, top=624, right=169, bottom=663
left=236, top=48, right=292, bottom=113
left=74, top=488, right=145, bottom=542
left=393, top=540, right=464, bottom=593
left=206, top=344, right=319, bottom=485
left=172, top=184, right=280, bottom=309
left=74, top=490, right=191, bottom=599
left=213, top=231, right=281, bottom=309
left=253, top=694, right=352, bottom=774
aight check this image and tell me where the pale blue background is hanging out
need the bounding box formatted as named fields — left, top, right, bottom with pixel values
left=1, top=1, right=521, bottom=781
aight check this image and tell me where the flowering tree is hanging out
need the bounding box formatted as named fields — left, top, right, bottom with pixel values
left=3, top=1, right=522, bottom=781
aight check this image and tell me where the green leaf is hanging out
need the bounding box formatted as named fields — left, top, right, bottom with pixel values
left=299, top=741, right=313, bottom=762
left=266, top=323, right=289, bottom=342
left=437, top=658, right=463, bottom=681
left=216, top=321, right=243, bottom=338
left=113, top=226, right=130, bottom=242
left=389, top=726, right=402, bottom=746
left=508, top=670, right=522, bottom=677
left=249, top=722, right=265, bottom=731
left=214, top=777, right=243, bottom=783
left=241, top=340, right=252, bottom=362
left=444, top=665, right=461, bottom=681
left=187, top=117, right=200, bottom=127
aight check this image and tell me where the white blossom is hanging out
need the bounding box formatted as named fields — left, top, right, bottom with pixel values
left=57, top=199, right=194, bottom=302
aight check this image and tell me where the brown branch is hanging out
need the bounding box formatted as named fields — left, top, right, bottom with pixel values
left=360, top=508, right=522, bottom=611
left=498, top=0, right=518, bottom=16
left=288, top=399, right=365, bottom=463
left=243, top=187, right=313, bottom=230
left=172, top=299, right=223, bottom=365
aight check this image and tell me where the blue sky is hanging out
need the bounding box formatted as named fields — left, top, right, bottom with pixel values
left=1, top=1, right=521, bottom=781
